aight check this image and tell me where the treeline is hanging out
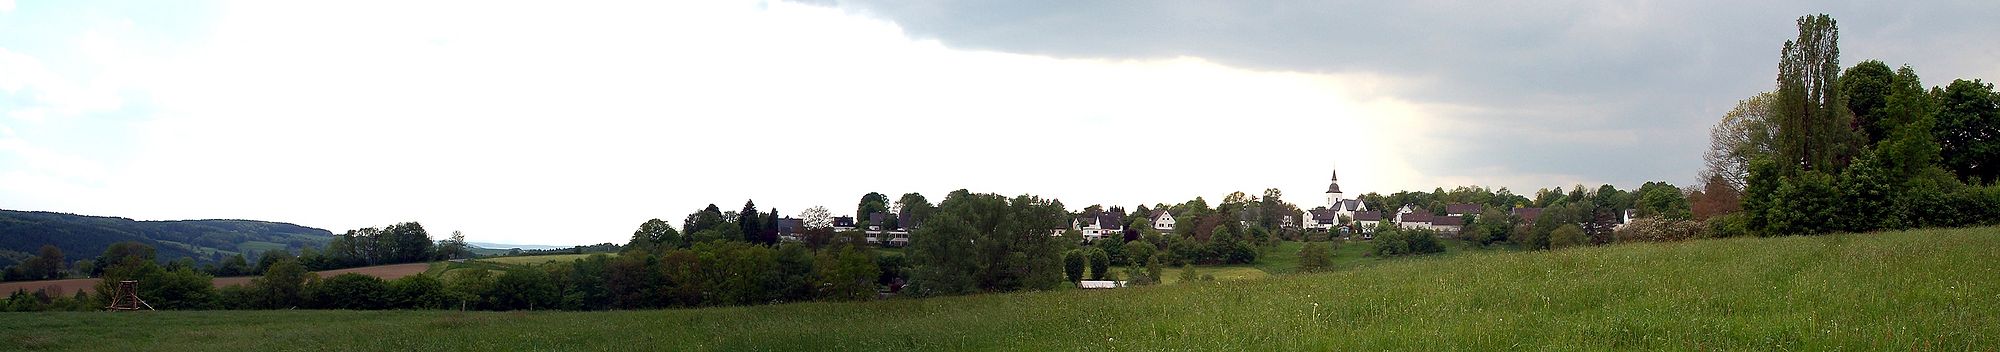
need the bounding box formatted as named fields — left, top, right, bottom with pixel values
left=1704, top=14, right=2000, bottom=238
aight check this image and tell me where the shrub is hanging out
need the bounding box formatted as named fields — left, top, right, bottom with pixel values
left=1122, top=241, right=1157, bottom=267
left=1704, top=212, right=1750, bottom=238
left=1296, top=242, right=1334, bottom=273
left=1613, top=217, right=1705, bottom=243
left=389, top=274, right=453, bottom=309
left=1371, top=229, right=1445, bottom=257
left=309, top=273, right=389, bottom=310
left=1061, top=250, right=1085, bottom=283
left=1549, top=224, right=1588, bottom=249
left=1086, top=248, right=1110, bottom=280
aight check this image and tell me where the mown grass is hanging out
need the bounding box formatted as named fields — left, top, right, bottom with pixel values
left=5, top=227, right=1996, bottom=350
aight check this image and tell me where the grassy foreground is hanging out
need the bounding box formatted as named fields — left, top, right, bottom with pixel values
left=6, top=227, right=1999, bottom=350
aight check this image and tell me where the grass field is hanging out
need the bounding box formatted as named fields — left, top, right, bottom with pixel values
left=470, top=253, right=612, bottom=265
left=5, top=227, right=1997, bottom=350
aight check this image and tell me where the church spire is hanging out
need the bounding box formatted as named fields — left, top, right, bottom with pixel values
left=1326, top=166, right=1342, bottom=194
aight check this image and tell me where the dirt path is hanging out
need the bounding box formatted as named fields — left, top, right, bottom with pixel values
left=0, top=262, right=435, bottom=295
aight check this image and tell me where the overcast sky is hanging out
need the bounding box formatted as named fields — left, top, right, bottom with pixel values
left=2, top=1, right=1995, bottom=246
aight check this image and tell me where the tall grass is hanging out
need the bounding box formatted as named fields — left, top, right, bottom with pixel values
left=5, top=227, right=1995, bottom=350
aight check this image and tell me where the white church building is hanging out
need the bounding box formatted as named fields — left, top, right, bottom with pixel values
left=1303, top=167, right=1368, bottom=231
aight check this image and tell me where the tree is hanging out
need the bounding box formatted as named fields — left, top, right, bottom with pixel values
left=252, top=258, right=311, bottom=309
left=1773, top=14, right=1855, bottom=173
left=1703, top=93, right=1778, bottom=191
left=1086, top=247, right=1110, bottom=280
left=438, top=230, right=471, bottom=260
left=896, top=193, right=935, bottom=228
left=308, top=273, right=389, bottom=310
left=814, top=246, right=879, bottom=301
left=1842, top=60, right=1898, bottom=144
left=1464, top=207, right=1514, bottom=246
left=1690, top=174, right=1742, bottom=220
left=1371, top=228, right=1444, bottom=257
left=1934, top=79, right=2000, bottom=183
left=1062, top=250, right=1085, bottom=283
left=739, top=200, right=765, bottom=244
left=774, top=243, right=818, bottom=302
left=490, top=267, right=559, bottom=310
left=856, top=192, right=890, bottom=223
left=1549, top=224, right=1587, bottom=249
left=800, top=206, right=833, bottom=229
left=626, top=219, right=681, bottom=253
left=216, top=254, right=251, bottom=277
left=1635, top=182, right=1692, bottom=220
left=388, top=274, right=453, bottom=309
left=905, top=213, right=978, bottom=296
left=95, top=241, right=156, bottom=276
left=1121, top=240, right=1157, bottom=268
left=20, top=245, right=65, bottom=280
left=1297, top=242, right=1333, bottom=273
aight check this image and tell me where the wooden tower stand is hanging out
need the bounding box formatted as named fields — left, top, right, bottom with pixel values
left=104, top=280, right=155, bottom=311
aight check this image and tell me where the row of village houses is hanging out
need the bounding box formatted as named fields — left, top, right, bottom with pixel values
left=777, top=168, right=1633, bottom=245
left=778, top=202, right=1634, bottom=246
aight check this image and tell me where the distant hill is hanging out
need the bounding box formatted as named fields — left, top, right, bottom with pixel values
left=0, top=209, right=334, bottom=266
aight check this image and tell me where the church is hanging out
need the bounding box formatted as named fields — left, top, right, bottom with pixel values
left=1302, top=167, right=1374, bottom=232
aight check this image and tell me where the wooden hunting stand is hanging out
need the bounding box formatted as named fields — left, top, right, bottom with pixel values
left=104, top=280, right=154, bottom=311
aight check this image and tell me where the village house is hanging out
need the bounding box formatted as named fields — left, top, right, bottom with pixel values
left=1445, top=203, right=1482, bottom=217
left=1149, top=209, right=1176, bottom=232
left=831, top=216, right=856, bottom=232
left=1073, top=213, right=1126, bottom=243
left=1511, top=208, right=1544, bottom=225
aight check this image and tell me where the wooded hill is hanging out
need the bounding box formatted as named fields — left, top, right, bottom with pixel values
left=0, top=209, right=332, bottom=266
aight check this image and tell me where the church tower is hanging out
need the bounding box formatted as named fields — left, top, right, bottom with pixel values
left=1325, top=167, right=1343, bottom=209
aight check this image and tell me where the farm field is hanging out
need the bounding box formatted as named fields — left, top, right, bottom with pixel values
left=470, top=253, right=612, bottom=265
left=0, top=262, right=434, bottom=295
left=5, top=226, right=1997, bottom=350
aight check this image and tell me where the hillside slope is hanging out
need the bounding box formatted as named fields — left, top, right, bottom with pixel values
left=5, top=227, right=1997, bottom=350
left=0, top=209, right=333, bottom=265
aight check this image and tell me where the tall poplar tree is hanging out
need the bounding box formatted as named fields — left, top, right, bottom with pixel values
left=1773, top=14, right=1856, bottom=173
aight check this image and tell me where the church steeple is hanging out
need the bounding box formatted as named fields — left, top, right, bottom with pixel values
left=1325, top=165, right=1343, bottom=209
left=1325, top=168, right=1342, bottom=194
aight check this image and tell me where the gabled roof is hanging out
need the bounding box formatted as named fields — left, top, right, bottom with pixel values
left=1309, top=209, right=1337, bottom=222
left=1335, top=199, right=1366, bottom=211
left=1432, top=215, right=1465, bottom=226
left=1098, top=214, right=1125, bottom=231
left=1445, top=203, right=1482, bottom=215
left=1150, top=209, right=1171, bottom=219
left=1511, top=208, right=1544, bottom=223
left=1353, top=211, right=1383, bottom=221
left=774, top=217, right=805, bottom=234
left=831, top=216, right=855, bottom=227
left=1398, top=212, right=1434, bottom=223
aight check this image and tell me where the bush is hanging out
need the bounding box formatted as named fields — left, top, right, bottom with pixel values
left=1061, top=250, right=1085, bottom=283
left=1296, top=242, right=1334, bottom=273
left=389, top=274, right=453, bottom=309
left=1371, top=229, right=1445, bottom=257
left=1613, top=217, right=1705, bottom=243
left=309, top=273, right=389, bottom=310
left=1704, top=212, right=1750, bottom=238
left=1122, top=241, right=1157, bottom=267
left=1086, top=248, right=1110, bottom=280
left=1549, top=224, right=1588, bottom=249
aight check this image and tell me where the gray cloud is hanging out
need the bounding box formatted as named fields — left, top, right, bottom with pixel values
left=823, top=0, right=2000, bottom=190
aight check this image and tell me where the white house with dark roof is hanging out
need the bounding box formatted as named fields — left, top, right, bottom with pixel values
left=1072, top=213, right=1125, bottom=243
left=1149, top=209, right=1175, bottom=231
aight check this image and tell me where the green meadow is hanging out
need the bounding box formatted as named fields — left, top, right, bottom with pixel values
left=6, top=227, right=1996, bottom=351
